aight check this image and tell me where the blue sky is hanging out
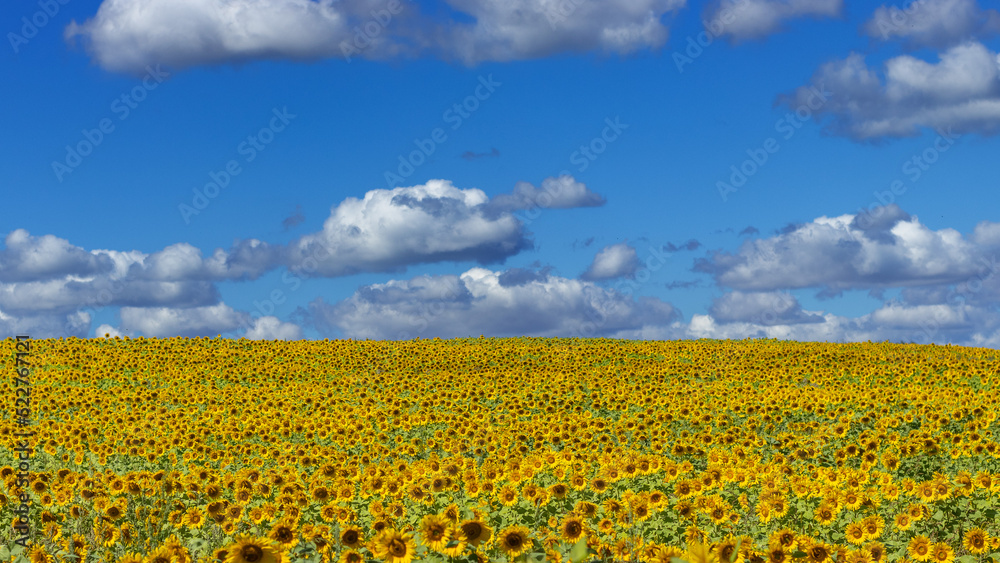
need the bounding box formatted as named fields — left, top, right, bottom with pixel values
left=2, top=0, right=1000, bottom=346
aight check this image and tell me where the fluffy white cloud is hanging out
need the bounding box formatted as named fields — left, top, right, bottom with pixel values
left=439, top=0, right=686, bottom=64
left=65, top=0, right=688, bottom=73
left=64, top=0, right=417, bottom=74
left=863, top=0, right=1000, bottom=49
left=580, top=243, right=640, bottom=281
left=695, top=205, right=997, bottom=294
left=294, top=266, right=682, bottom=340
left=703, top=0, right=842, bottom=41
left=243, top=316, right=304, bottom=340
left=284, top=179, right=539, bottom=278
left=781, top=42, right=1000, bottom=139
left=120, top=302, right=249, bottom=338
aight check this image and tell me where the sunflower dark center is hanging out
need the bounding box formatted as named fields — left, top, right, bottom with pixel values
left=242, top=546, right=263, bottom=562
left=389, top=539, right=407, bottom=557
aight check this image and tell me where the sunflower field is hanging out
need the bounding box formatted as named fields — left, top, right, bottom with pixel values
left=2, top=335, right=1000, bottom=563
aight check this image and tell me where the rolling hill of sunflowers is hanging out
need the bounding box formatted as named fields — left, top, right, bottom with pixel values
left=2, top=335, right=1000, bottom=563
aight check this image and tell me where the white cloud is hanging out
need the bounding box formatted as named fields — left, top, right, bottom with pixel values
left=243, top=316, right=304, bottom=340
left=120, top=302, right=248, bottom=338
left=295, top=266, right=682, bottom=340
left=863, top=0, right=1000, bottom=49
left=487, top=175, right=606, bottom=213
left=65, top=0, right=689, bottom=73
left=285, top=179, right=536, bottom=278
left=704, top=0, right=842, bottom=42
left=695, top=206, right=996, bottom=294
left=439, top=0, right=687, bottom=64
left=64, top=0, right=416, bottom=74
left=580, top=243, right=640, bottom=281
left=781, top=42, right=1000, bottom=139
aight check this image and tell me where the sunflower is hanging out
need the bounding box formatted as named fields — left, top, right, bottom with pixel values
left=184, top=507, right=205, bottom=529
left=768, top=529, right=797, bottom=551
left=459, top=518, right=493, bottom=547
left=929, top=543, right=953, bottom=563
left=865, top=542, right=885, bottom=562
left=225, top=536, right=285, bottom=563
left=574, top=501, right=598, bottom=519
left=845, top=522, right=866, bottom=546
left=893, top=513, right=912, bottom=531
left=340, top=526, right=364, bottom=550
left=117, top=553, right=144, bottom=563
left=441, top=525, right=469, bottom=558
left=861, top=516, right=884, bottom=540
left=684, top=540, right=719, bottom=563
left=338, top=549, right=364, bottom=563
left=267, top=519, right=298, bottom=550
left=373, top=529, right=417, bottom=563
left=806, top=542, right=832, bottom=563
left=418, top=514, right=452, bottom=552
left=715, top=536, right=743, bottom=563
left=561, top=516, right=585, bottom=542
left=497, top=526, right=532, bottom=559
left=498, top=485, right=518, bottom=507
left=143, top=546, right=175, bottom=563
left=767, top=546, right=787, bottom=563
left=27, top=545, right=55, bottom=563
left=907, top=536, right=931, bottom=562
left=963, top=528, right=989, bottom=555
left=843, top=548, right=871, bottom=563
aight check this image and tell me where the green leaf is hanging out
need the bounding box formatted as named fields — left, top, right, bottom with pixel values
left=792, top=551, right=809, bottom=558
left=956, top=556, right=977, bottom=563
left=0, top=546, right=9, bottom=560
left=671, top=558, right=690, bottom=563
left=933, top=510, right=945, bottom=521
left=527, top=552, right=547, bottom=563
left=569, top=537, right=589, bottom=563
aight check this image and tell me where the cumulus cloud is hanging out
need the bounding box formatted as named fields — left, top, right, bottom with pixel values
left=709, top=291, right=825, bottom=325
left=703, top=0, right=842, bottom=42
left=580, top=243, right=640, bottom=281
left=119, top=303, right=248, bottom=338
left=486, top=175, right=606, bottom=214
left=243, top=316, right=304, bottom=340
left=65, top=0, right=688, bottom=73
left=285, top=179, right=534, bottom=277
left=64, top=0, right=420, bottom=74
left=863, top=0, right=1000, bottom=49
left=780, top=42, right=1000, bottom=139
left=0, top=229, right=115, bottom=283
left=438, top=0, right=686, bottom=64
left=694, top=205, right=998, bottom=295
left=294, top=266, right=682, bottom=340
